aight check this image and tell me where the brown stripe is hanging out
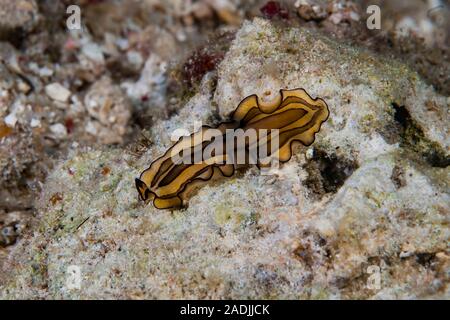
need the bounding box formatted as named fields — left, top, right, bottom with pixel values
left=245, top=108, right=307, bottom=130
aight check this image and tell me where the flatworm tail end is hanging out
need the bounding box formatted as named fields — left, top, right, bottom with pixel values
left=232, top=88, right=329, bottom=163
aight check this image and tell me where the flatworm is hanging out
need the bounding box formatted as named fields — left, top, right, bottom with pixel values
left=136, top=88, right=329, bottom=209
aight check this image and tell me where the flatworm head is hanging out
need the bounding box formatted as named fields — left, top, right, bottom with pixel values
left=136, top=88, right=329, bottom=209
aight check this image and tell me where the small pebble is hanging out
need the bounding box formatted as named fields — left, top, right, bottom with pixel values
left=85, top=121, right=98, bottom=135
left=49, top=123, right=67, bottom=138
left=127, top=50, right=143, bottom=68
left=17, top=80, right=31, bottom=93
left=45, top=83, right=71, bottom=102
left=305, top=148, right=314, bottom=160
left=82, top=43, right=105, bottom=64
left=399, top=251, right=413, bottom=258
left=115, top=38, right=129, bottom=50
left=39, top=66, right=54, bottom=77
left=4, top=112, right=17, bottom=127
left=30, top=118, right=41, bottom=128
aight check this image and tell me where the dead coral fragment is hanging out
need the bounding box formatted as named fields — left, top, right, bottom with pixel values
left=84, top=76, right=132, bottom=144
left=136, top=88, right=329, bottom=209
